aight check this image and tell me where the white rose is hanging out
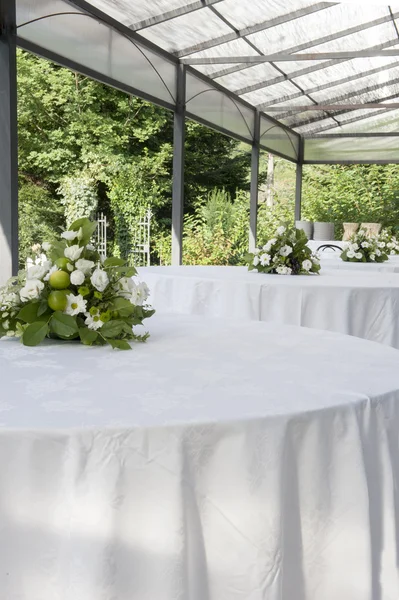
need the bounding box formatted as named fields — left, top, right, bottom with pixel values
left=61, top=231, right=78, bottom=241
left=42, top=242, right=52, bottom=252
left=27, top=263, right=50, bottom=280
left=346, top=250, right=356, bottom=258
left=302, top=259, right=312, bottom=271
left=376, top=249, right=382, bottom=256
left=90, top=268, right=109, bottom=292
left=391, top=250, right=396, bottom=255
left=253, top=255, right=260, bottom=267
left=276, top=226, right=286, bottom=236
left=279, top=245, right=292, bottom=257
left=355, top=252, right=363, bottom=259
left=75, top=258, right=95, bottom=275
left=361, top=242, right=369, bottom=248
left=130, top=281, right=150, bottom=306
left=116, top=277, right=134, bottom=297
left=70, top=270, right=85, bottom=286
left=64, top=245, right=84, bottom=262
left=378, top=242, right=386, bottom=248
left=20, top=279, right=44, bottom=302
left=352, top=243, right=359, bottom=250
left=64, top=294, right=87, bottom=317
left=370, top=253, right=376, bottom=261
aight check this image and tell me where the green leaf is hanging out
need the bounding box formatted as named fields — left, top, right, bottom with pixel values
left=103, top=257, right=126, bottom=267
left=69, top=217, right=93, bottom=231
left=100, top=320, right=125, bottom=338
left=37, top=298, right=49, bottom=317
left=115, top=266, right=137, bottom=277
left=50, top=311, right=78, bottom=338
left=17, top=302, right=40, bottom=323
left=49, top=241, right=67, bottom=262
left=111, top=297, right=135, bottom=317
left=78, top=327, right=98, bottom=346
left=107, top=338, right=131, bottom=351
left=22, top=321, right=49, bottom=346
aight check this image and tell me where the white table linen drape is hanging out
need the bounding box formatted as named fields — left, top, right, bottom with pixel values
left=1, top=314, right=399, bottom=600
left=139, top=266, right=399, bottom=348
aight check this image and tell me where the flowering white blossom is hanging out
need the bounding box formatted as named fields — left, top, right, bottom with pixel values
left=75, top=258, right=95, bottom=275
left=276, top=265, right=292, bottom=275
left=302, top=259, right=312, bottom=271
left=276, top=226, right=286, bottom=236
left=31, top=243, right=41, bottom=254
left=61, top=231, right=78, bottom=241
left=279, top=245, right=292, bottom=257
left=64, top=294, right=87, bottom=316
left=70, top=270, right=86, bottom=286
left=253, top=255, right=260, bottom=267
left=86, top=244, right=95, bottom=251
left=130, top=281, right=150, bottom=306
left=355, top=252, right=363, bottom=259
left=90, top=268, right=109, bottom=292
left=84, top=312, right=104, bottom=330
left=370, top=253, right=376, bottom=261
left=260, top=253, right=271, bottom=266
left=42, top=242, right=52, bottom=252
left=20, top=279, right=44, bottom=302
left=346, top=250, right=356, bottom=259
left=378, top=242, right=386, bottom=248
left=44, top=265, right=58, bottom=281
left=361, top=242, right=369, bottom=248
left=352, top=243, right=359, bottom=251
left=115, top=277, right=134, bottom=297
left=253, top=248, right=260, bottom=255
left=27, top=262, right=51, bottom=281
left=64, top=245, right=84, bottom=262
left=376, top=249, right=382, bottom=257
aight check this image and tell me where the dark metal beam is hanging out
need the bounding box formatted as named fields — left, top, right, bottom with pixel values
left=257, top=60, right=399, bottom=110
left=0, top=0, right=18, bottom=282
left=130, top=0, right=223, bottom=31
left=249, top=111, right=260, bottom=251
left=172, top=65, right=186, bottom=266
left=183, top=49, right=399, bottom=65
left=211, top=12, right=399, bottom=84
left=175, top=3, right=335, bottom=58
left=295, top=139, right=304, bottom=222
left=268, top=103, right=399, bottom=112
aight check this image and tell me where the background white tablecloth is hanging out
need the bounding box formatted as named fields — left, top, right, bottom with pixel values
left=322, top=259, right=399, bottom=273
left=140, top=266, right=399, bottom=349
left=1, top=313, right=399, bottom=600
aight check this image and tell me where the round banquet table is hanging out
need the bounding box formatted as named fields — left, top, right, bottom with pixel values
left=139, top=265, right=399, bottom=349
left=320, top=258, right=399, bottom=273
left=1, top=313, right=399, bottom=600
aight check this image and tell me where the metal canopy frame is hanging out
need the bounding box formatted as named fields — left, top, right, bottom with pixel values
left=2, top=1, right=399, bottom=278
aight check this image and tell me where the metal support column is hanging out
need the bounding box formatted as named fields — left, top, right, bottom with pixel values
left=171, top=64, right=186, bottom=266
left=0, top=0, right=18, bottom=285
left=295, top=138, right=304, bottom=222
left=249, top=111, right=260, bottom=252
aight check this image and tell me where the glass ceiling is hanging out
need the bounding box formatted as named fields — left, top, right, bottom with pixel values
left=14, top=0, right=399, bottom=163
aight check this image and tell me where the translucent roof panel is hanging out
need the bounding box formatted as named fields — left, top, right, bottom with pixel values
left=260, top=115, right=299, bottom=161
left=185, top=71, right=255, bottom=142
left=16, top=0, right=177, bottom=108
left=14, top=0, right=399, bottom=162
left=304, top=136, right=399, bottom=163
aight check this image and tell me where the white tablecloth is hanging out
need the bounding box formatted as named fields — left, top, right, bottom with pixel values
left=322, top=258, right=399, bottom=273
left=140, top=266, right=399, bottom=348
left=1, top=313, right=399, bottom=600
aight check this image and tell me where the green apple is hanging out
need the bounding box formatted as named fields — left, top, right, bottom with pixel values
left=48, top=290, right=71, bottom=312
left=49, top=270, right=70, bottom=290
left=56, top=257, right=70, bottom=271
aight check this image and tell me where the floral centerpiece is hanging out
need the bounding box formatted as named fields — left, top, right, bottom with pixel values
left=246, top=225, right=320, bottom=275
left=379, top=228, right=399, bottom=255
left=0, top=218, right=154, bottom=350
left=341, top=229, right=389, bottom=263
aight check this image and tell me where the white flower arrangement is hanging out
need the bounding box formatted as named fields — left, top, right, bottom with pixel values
left=341, top=229, right=389, bottom=263
left=0, top=218, right=154, bottom=350
left=246, top=225, right=320, bottom=275
left=379, top=228, right=399, bottom=255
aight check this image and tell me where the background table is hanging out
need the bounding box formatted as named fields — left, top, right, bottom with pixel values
left=321, top=258, right=399, bottom=273
left=140, top=266, right=399, bottom=348
left=1, top=313, right=399, bottom=600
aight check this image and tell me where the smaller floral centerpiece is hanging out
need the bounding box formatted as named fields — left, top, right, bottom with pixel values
left=246, top=225, right=320, bottom=275
left=379, top=228, right=399, bottom=256
left=0, top=218, right=154, bottom=350
left=341, top=229, right=389, bottom=263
